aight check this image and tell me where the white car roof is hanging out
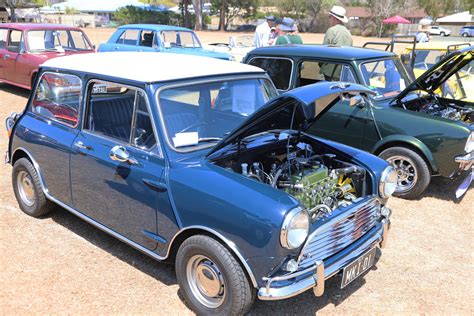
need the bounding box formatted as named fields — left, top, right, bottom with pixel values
left=41, top=52, right=265, bottom=83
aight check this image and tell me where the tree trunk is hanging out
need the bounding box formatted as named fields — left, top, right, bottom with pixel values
left=219, top=0, right=226, bottom=31
left=191, top=0, right=202, bottom=31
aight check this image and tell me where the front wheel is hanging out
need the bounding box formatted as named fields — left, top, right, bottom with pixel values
left=440, top=32, right=445, bottom=36
left=462, top=32, right=468, bottom=37
left=176, top=235, right=255, bottom=315
left=379, top=147, right=431, bottom=199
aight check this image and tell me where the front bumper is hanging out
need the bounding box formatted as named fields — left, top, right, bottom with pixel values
left=455, top=152, right=474, bottom=171
left=258, top=218, right=390, bottom=301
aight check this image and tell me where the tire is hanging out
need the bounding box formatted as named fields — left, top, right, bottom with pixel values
left=176, top=235, right=255, bottom=315
left=379, top=147, right=431, bottom=199
left=462, top=32, right=468, bottom=37
left=440, top=32, right=445, bottom=36
left=12, top=158, right=54, bottom=217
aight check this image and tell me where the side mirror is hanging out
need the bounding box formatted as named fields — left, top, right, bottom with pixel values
left=349, top=95, right=366, bottom=108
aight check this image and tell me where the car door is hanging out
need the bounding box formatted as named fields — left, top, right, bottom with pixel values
left=111, top=28, right=140, bottom=51
left=0, top=28, right=8, bottom=79
left=70, top=80, right=164, bottom=250
left=296, top=60, right=368, bottom=148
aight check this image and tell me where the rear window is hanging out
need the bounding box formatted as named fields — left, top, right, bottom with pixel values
left=31, top=72, right=82, bottom=127
left=248, top=57, right=293, bottom=91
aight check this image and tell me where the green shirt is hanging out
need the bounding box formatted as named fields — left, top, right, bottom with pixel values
left=275, top=34, right=303, bottom=45
left=323, top=24, right=353, bottom=46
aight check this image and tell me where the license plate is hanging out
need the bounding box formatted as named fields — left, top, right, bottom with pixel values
left=341, top=247, right=376, bottom=289
left=92, top=84, right=107, bottom=94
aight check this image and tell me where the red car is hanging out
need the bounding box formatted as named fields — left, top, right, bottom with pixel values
left=0, top=23, right=95, bottom=89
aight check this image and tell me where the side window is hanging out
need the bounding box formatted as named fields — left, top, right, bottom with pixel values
left=32, top=73, right=82, bottom=127
left=140, top=31, right=155, bottom=47
left=299, top=60, right=357, bottom=86
left=116, top=29, right=139, bottom=46
left=8, top=30, right=24, bottom=51
left=249, top=57, right=292, bottom=90
left=0, top=29, right=7, bottom=49
left=85, top=81, right=156, bottom=148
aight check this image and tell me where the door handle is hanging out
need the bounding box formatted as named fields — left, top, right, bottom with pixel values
left=109, top=145, right=138, bottom=165
left=4, top=54, right=9, bottom=60
left=74, top=141, right=92, bottom=150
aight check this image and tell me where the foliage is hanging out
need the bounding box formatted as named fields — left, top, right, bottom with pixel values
left=139, top=0, right=176, bottom=7
left=367, top=0, right=409, bottom=37
left=115, top=6, right=180, bottom=25
left=64, top=6, right=79, bottom=14
left=210, top=0, right=259, bottom=30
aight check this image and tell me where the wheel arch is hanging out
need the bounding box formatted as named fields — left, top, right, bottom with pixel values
left=167, top=226, right=258, bottom=288
left=372, top=137, right=438, bottom=174
left=11, top=147, right=49, bottom=193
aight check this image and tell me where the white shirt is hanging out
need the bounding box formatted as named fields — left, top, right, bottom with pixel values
left=254, top=22, right=271, bottom=48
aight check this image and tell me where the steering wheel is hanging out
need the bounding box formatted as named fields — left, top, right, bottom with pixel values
left=177, top=122, right=208, bottom=134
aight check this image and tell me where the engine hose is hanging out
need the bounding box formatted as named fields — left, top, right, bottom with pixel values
left=271, top=169, right=283, bottom=188
left=248, top=173, right=262, bottom=182
left=335, top=166, right=364, bottom=175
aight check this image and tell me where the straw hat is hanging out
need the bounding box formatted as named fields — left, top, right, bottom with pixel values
left=329, top=6, right=349, bottom=24
left=418, top=18, right=432, bottom=31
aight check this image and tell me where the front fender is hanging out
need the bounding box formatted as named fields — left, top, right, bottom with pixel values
left=372, top=135, right=438, bottom=173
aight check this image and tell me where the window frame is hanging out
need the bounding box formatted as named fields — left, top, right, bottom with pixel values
left=83, top=79, right=161, bottom=156
left=7, top=29, right=23, bottom=51
left=0, top=28, right=8, bottom=50
left=116, top=29, right=140, bottom=46
left=30, top=71, right=83, bottom=128
left=247, top=56, right=295, bottom=92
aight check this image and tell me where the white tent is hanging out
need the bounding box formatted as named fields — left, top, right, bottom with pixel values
left=436, top=11, right=473, bottom=23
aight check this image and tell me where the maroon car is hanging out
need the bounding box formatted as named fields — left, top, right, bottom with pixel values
left=0, top=23, right=95, bottom=89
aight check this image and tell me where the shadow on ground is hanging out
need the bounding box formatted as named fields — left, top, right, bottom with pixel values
left=48, top=203, right=381, bottom=314
left=417, top=174, right=473, bottom=203
left=0, top=83, right=30, bottom=99
left=49, top=206, right=177, bottom=287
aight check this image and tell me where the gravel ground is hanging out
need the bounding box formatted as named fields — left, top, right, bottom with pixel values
left=0, top=30, right=473, bottom=315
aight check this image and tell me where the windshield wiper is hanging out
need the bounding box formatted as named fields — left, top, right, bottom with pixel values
left=197, top=137, right=222, bottom=143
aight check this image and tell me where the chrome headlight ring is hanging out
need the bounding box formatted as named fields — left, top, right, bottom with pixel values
left=280, top=207, right=310, bottom=249
left=379, top=166, right=398, bottom=199
left=465, top=132, right=473, bottom=153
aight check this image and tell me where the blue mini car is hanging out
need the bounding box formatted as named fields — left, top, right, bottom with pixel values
left=98, top=24, right=233, bottom=61
left=6, top=52, right=395, bottom=314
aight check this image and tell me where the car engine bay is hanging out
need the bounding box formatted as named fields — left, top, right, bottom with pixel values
left=401, top=95, right=474, bottom=124
left=213, top=135, right=369, bottom=222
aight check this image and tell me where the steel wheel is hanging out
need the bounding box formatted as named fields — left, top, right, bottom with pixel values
left=386, top=155, right=418, bottom=193
left=186, top=254, right=226, bottom=309
left=16, top=170, right=36, bottom=207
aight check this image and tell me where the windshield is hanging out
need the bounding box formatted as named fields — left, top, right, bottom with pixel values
left=160, top=30, right=201, bottom=48
left=360, top=59, right=411, bottom=99
left=157, top=78, right=277, bottom=151
left=27, top=30, right=93, bottom=52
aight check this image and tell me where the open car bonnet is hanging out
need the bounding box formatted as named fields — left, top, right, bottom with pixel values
left=206, top=82, right=375, bottom=158
left=395, top=46, right=473, bottom=102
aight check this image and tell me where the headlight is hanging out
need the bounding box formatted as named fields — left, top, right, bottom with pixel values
left=280, top=207, right=309, bottom=249
left=465, top=132, right=473, bottom=153
left=379, top=166, right=398, bottom=198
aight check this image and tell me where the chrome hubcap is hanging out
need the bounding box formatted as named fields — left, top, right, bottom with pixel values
left=386, top=155, right=418, bottom=193
left=186, top=255, right=226, bottom=308
left=17, top=170, right=35, bottom=207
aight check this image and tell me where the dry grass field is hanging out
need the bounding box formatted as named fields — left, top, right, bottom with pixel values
left=0, top=29, right=473, bottom=315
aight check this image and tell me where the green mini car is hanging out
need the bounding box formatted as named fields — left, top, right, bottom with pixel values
left=243, top=45, right=473, bottom=199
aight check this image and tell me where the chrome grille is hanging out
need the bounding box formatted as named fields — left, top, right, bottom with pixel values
left=297, top=198, right=380, bottom=270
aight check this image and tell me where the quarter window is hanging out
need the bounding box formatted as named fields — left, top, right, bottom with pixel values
left=248, top=57, right=292, bottom=90
left=32, top=73, right=82, bottom=127
left=85, top=81, right=156, bottom=148
left=116, top=29, right=139, bottom=46
left=0, top=29, right=7, bottom=49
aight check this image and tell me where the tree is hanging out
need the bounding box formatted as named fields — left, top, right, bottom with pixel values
left=367, top=0, right=408, bottom=37
left=211, top=0, right=258, bottom=31
left=191, top=0, right=202, bottom=31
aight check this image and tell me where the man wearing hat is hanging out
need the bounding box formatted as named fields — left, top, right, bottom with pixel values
left=275, top=17, right=303, bottom=45
left=416, top=18, right=432, bottom=43
left=254, top=15, right=275, bottom=48
left=323, top=5, right=352, bottom=46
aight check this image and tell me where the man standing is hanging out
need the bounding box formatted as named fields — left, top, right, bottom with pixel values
left=323, top=6, right=352, bottom=46
left=254, top=15, right=275, bottom=48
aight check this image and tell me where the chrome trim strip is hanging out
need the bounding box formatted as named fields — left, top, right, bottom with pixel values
left=10, top=148, right=258, bottom=288
left=258, top=222, right=386, bottom=300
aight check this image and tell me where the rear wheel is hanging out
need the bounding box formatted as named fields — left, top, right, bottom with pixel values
left=379, top=147, right=431, bottom=199
left=12, top=158, right=54, bottom=217
left=440, top=32, right=445, bottom=36
left=176, top=235, right=254, bottom=315
left=462, top=32, right=468, bottom=37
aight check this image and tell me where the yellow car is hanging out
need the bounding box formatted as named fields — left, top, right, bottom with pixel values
left=403, top=42, right=473, bottom=101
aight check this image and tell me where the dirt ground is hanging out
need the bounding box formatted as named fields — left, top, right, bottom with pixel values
left=0, top=29, right=473, bottom=315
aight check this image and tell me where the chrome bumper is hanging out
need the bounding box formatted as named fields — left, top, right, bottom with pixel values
left=258, top=219, right=390, bottom=301
left=455, top=152, right=474, bottom=171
